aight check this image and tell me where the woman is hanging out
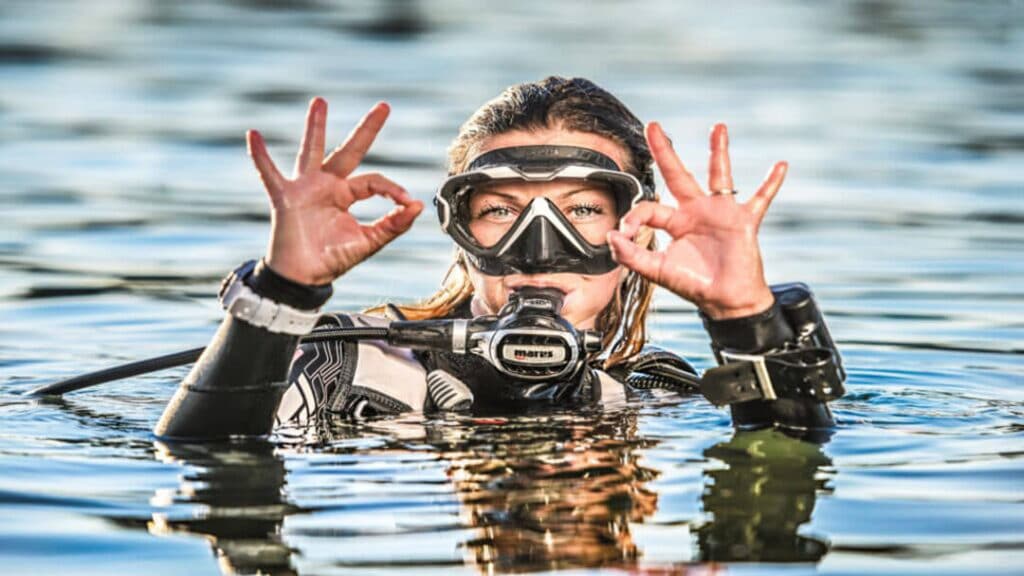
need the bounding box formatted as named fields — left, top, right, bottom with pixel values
left=155, top=77, right=843, bottom=439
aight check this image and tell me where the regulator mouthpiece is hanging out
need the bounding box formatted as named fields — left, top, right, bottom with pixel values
left=504, top=286, right=566, bottom=316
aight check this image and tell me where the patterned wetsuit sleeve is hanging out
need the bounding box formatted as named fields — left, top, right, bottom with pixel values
left=276, top=315, right=356, bottom=426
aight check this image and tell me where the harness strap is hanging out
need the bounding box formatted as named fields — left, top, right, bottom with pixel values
left=700, top=348, right=844, bottom=407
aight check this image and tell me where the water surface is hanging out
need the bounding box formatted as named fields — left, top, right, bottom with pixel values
left=1, top=1, right=1022, bottom=574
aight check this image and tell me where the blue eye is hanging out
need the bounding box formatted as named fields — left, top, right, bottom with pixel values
left=568, top=203, right=604, bottom=219
left=477, top=204, right=517, bottom=221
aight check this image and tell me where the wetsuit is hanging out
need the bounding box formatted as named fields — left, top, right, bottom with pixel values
left=155, top=261, right=843, bottom=439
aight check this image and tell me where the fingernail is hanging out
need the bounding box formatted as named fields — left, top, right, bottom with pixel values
left=711, top=123, right=727, bottom=146
left=656, top=124, right=674, bottom=147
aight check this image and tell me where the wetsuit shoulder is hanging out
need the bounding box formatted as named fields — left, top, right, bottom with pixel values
left=277, top=312, right=427, bottom=425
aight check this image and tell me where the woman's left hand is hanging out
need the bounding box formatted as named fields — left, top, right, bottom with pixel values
left=608, top=122, right=787, bottom=320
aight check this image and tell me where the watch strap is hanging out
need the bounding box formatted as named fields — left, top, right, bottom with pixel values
left=219, top=261, right=322, bottom=335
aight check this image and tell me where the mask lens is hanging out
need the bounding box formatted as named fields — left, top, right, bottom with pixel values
left=462, top=181, right=623, bottom=248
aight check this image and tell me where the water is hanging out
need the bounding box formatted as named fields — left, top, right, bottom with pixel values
left=1, top=0, right=1022, bottom=573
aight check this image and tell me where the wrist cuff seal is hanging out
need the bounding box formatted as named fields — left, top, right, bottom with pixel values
left=245, top=259, right=333, bottom=310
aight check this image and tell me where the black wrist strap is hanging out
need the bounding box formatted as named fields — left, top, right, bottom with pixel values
left=701, top=299, right=795, bottom=353
left=243, top=259, right=333, bottom=311
left=700, top=348, right=845, bottom=406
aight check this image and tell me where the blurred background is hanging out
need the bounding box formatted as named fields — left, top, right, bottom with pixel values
left=1, top=1, right=1022, bottom=575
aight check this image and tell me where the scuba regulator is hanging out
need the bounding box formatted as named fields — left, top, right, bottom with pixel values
left=387, top=287, right=603, bottom=382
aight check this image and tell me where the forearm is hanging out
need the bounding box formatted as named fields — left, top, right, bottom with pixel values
left=154, top=260, right=332, bottom=440
left=154, top=316, right=298, bottom=439
left=700, top=283, right=845, bottom=431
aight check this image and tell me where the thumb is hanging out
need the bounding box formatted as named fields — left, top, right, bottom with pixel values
left=608, top=231, right=665, bottom=285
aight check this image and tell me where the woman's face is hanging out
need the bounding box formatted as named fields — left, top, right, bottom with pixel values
left=465, top=128, right=632, bottom=329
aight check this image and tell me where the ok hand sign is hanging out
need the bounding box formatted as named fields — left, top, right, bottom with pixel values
left=609, top=123, right=786, bottom=319
left=247, top=98, right=424, bottom=286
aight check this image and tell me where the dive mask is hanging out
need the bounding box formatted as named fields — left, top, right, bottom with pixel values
left=435, top=145, right=654, bottom=275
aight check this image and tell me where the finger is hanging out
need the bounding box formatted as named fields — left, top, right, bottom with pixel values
left=708, top=123, right=734, bottom=195
left=294, top=97, right=328, bottom=176
left=620, top=201, right=696, bottom=238
left=323, top=102, right=390, bottom=178
left=342, top=172, right=409, bottom=207
left=246, top=129, right=286, bottom=198
left=607, top=230, right=667, bottom=285
left=645, top=122, right=703, bottom=202
left=747, top=161, right=788, bottom=223
left=361, top=199, right=424, bottom=253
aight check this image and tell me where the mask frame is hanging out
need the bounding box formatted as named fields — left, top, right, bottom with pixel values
left=435, top=145, right=655, bottom=276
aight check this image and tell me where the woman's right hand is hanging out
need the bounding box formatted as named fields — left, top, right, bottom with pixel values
left=246, top=97, right=424, bottom=286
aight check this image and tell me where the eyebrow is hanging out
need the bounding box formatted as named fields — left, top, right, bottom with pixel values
left=475, top=186, right=601, bottom=202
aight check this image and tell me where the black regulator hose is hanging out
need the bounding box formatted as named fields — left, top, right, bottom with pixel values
left=25, top=326, right=392, bottom=398
left=27, top=347, right=208, bottom=397
left=28, top=288, right=572, bottom=398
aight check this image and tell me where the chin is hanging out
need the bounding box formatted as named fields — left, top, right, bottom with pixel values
left=559, top=292, right=599, bottom=328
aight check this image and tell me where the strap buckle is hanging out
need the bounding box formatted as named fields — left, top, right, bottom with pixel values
left=701, top=348, right=846, bottom=407
left=720, top=351, right=777, bottom=401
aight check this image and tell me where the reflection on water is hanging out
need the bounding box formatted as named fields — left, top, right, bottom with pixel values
left=429, top=412, right=656, bottom=572
left=147, top=441, right=296, bottom=575
left=127, top=412, right=832, bottom=574
left=2, top=0, right=1024, bottom=573
left=698, top=430, right=831, bottom=563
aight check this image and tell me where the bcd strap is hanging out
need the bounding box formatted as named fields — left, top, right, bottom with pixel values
left=700, top=348, right=845, bottom=407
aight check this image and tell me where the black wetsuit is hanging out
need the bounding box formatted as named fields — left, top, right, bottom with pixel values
left=155, top=261, right=841, bottom=439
